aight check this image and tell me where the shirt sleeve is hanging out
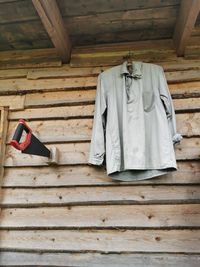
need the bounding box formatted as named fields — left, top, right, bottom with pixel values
left=88, top=73, right=107, bottom=165
left=158, top=66, right=183, bottom=145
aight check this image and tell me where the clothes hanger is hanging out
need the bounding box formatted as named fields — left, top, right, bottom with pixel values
left=123, top=51, right=134, bottom=74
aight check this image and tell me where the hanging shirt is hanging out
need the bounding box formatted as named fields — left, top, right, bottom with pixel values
left=88, top=61, right=183, bottom=181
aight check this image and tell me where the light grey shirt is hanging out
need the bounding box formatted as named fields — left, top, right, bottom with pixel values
left=88, top=61, right=183, bottom=181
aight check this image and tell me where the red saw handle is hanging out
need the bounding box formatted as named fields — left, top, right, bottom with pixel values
left=10, top=119, right=32, bottom=151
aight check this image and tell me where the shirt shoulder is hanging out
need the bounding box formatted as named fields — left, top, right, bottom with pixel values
left=142, top=62, right=163, bottom=72
left=100, top=65, right=120, bottom=78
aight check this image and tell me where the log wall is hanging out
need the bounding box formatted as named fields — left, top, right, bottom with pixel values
left=0, top=39, right=200, bottom=266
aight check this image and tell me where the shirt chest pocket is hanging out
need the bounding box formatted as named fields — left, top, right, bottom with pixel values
left=142, top=90, right=155, bottom=112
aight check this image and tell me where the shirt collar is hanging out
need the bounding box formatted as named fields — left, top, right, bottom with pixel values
left=120, top=60, right=142, bottom=79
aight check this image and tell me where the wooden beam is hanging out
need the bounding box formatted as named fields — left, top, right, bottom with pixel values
left=32, top=0, right=71, bottom=63
left=173, top=0, right=200, bottom=56
left=0, top=107, right=8, bottom=209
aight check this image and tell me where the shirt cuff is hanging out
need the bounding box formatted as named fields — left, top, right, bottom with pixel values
left=88, top=157, right=104, bottom=166
left=172, top=133, right=183, bottom=145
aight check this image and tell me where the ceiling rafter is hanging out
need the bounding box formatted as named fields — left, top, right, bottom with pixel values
left=173, top=0, right=200, bottom=56
left=32, top=0, right=71, bottom=63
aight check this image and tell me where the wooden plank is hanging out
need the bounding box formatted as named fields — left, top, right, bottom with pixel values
left=0, top=69, right=27, bottom=79
left=25, top=90, right=96, bottom=108
left=26, top=60, right=200, bottom=80
left=173, top=0, right=200, bottom=56
left=27, top=66, right=104, bottom=80
left=71, top=28, right=175, bottom=49
left=59, top=0, right=180, bottom=17
left=1, top=74, right=200, bottom=96
left=0, top=107, right=8, bottom=187
left=0, top=77, right=96, bottom=95
left=174, top=98, right=200, bottom=111
left=23, top=81, right=200, bottom=102
left=1, top=204, right=200, bottom=228
left=0, top=229, right=200, bottom=252
left=8, top=99, right=200, bottom=121
left=4, top=138, right=200, bottom=167
left=32, top=0, right=71, bottom=63
left=0, top=48, right=61, bottom=69
left=176, top=113, right=200, bottom=137
left=21, top=80, right=200, bottom=100
left=23, top=88, right=200, bottom=109
left=0, top=252, right=200, bottom=267
left=7, top=119, right=93, bottom=143
left=1, top=185, right=200, bottom=207
left=70, top=50, right=177, bottom=67
left=185, top=36, right=200, bottom=59
left=63, top=10, right=177, bottom=36
left=0, top=0, right=38, bottom=23
left=0, top=58, right=62, bottom=70
left=0, top=48, right=58, bottom=62
left=0, top=20, right=51, bottom=52
left=167, top=69, right=200, bottom=83
left=8, top=105, right=95, bottom=120
left=0, top=95, right=25, bottom=111
left=170, top=81, right=200, bottom=98
left=6, top=113, right=200, bottom=144
left=73, top=39, right=176, bottom=53
left=2, top=161, right=200, bottom=187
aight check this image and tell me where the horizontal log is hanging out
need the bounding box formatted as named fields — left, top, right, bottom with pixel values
left=176, top=113, right=200, bottom=137
left=0, top=77, right=97, bottom=95
left=0, top=0, right=178, bottom=23
left=173, top=98, right=200, bottom=111
left=0, top=95, right=25, bottom=110
left=1, top=84, right=199, bottom=112
left=27, top=66, right=103, bottom=80
left=25, top=90, right=96, bottom=108
left=0, top=229, right=200, bottom=252
left=166, top=69, right=200, bottom=83
left=1, top=185, right=200, bottom=207
left=66, top=18, right=177, bottom=38
left=72, top=28, right=175, bottom=47
left=8, top=98, right=200, bottom=121
left=7, top=119, right=93, bottom=143
left=1, top=73, right=200, bottom=96
left=70, top=20, right=177, bottom=42
left=1, top=204, right=200, bottom=228
left=0, top=58, right=62, bottom=70
left=24, top=89, right=200, bottom=108
left=2, top=161, right=200, bottom=187
left=72, top=39, right=176, bottom=53
left=7, top=113, right=200, bottom=144
left=0, top=251, right=199, bottom=267
left=71, top=51, right=200, bottom=67
left=170, top=81, right=200, bottom=98
left=4, top=138, right=200, bottom=167
left=0, top=77, right=200, bottom=97
left=0, top=48, right=59, bottom=62
left=47, top=0, right=183, bottom=16
left=26, top=60, right=200, bottom=80
left=9, top=105, right=94, bottom=120
left=0, top=68, right=27, bottom=79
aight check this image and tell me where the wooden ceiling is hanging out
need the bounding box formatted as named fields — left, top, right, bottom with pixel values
left=0, top=0, right=199, bottom=62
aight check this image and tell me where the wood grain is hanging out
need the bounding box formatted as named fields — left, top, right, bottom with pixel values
left=0, top=251, right=199, bottom=267
left=0, top=229, right=200, bottom=252
left=4, top=138, right=200, bottom=167
left=1, top=185, right=200, bottom=207
left=0, top=204, right=200, bottom=228
left=8, top=98, right=200, bottom=121
left=6, top=113, right=200, bottom=144
left=2, top=161, right=200, bottom=187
